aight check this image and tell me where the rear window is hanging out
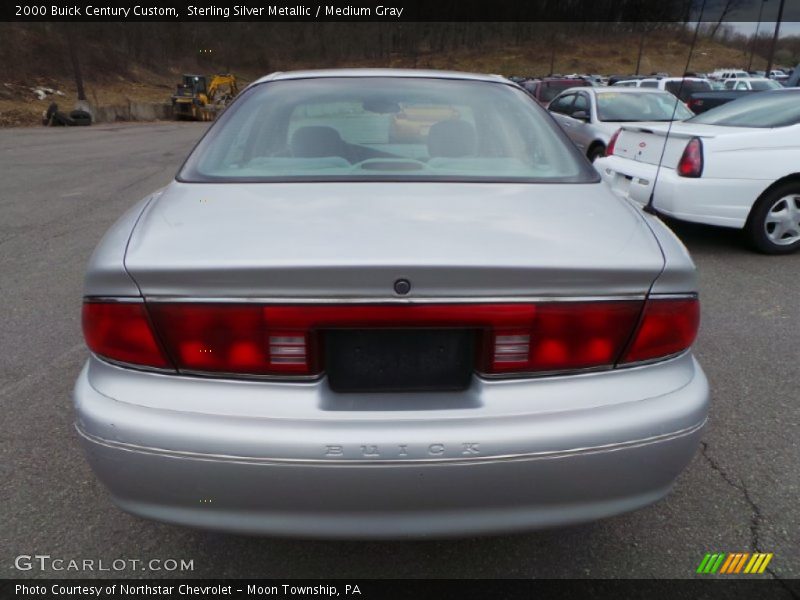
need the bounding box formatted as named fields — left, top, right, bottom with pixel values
left=596, top=92, right=694, bottom=121
left=688, top=91, right=800, bottom=127
left=540, top=80, right=588, bottom=102
left=750, top=80, right=783, bottom=91
left=180, top=77, right=596, bottom=183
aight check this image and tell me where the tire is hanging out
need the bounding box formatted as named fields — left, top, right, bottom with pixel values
left=587, top=144, right=606, bottom=163
left=745, top=182, right=800, bottom=254
left=69, top=110, right=92, bottom=126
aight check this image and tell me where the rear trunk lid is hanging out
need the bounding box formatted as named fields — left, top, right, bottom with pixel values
left=612, top=123, right=745, bottom=168
left=124, top=181, right=665, bottom=298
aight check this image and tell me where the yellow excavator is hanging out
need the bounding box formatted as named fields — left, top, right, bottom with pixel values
left=171, top=74, right=240, bottom=121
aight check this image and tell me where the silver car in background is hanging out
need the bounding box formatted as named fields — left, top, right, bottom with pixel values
left=548, top=87, right=694, bottom=161
left=74, top=69, right=708, bottom=538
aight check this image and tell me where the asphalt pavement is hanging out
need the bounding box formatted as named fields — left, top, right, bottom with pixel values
left=0, top=123, right=797, bottom=582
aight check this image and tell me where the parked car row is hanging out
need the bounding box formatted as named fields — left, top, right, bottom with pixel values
left=542, top=72, right=800, bottom=255
left=594, top=89, right=800, bottom=254
left=517, top=67, right=797, bottom=119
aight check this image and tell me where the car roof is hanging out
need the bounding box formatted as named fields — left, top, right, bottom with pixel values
left=593, top=87, right=672, bottom=94
left=540, top=77, right=589, bottom=82
left=552, top=87, right=675, bottom=101
left=642, top=77, right=708, bottom=82
left=252, top=69, right=509, bottom=85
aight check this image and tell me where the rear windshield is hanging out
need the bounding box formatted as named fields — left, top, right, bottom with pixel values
left=540, top=80, right=588, bottom=102
left=688, top=91, right=800, bottom=128
left=596, top=91, right=694, bottom=121
left=179, top=77, right=596, bottom=183
left=750, top=80, right=783, bottom=91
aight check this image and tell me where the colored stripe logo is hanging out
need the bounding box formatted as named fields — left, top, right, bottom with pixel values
left=697, top=553, right=773, bottom=574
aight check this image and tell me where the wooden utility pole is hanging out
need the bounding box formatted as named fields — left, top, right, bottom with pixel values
left=635, top=30, right=646, bottom=75
left=765, top=0, right=786, bottom=76
left=65, top=25, right=86, bottom=101
left=748, top=0, right=767, bottom=71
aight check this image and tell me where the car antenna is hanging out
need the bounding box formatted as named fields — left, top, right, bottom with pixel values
left=644, top=0, right=707, bottom=215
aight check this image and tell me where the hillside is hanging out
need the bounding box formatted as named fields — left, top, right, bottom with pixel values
left=0, top=24, right=773, bottom=127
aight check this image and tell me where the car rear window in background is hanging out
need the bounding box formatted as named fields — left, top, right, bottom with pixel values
left=664, top=79, right=711, bottom=101
left=596, top=92, right=694, bottom=121
left=180, top=78, right=596, bottom=182
left=688, top=91, right=800, bottom=127
left=540, top=80, right=588, bottom=102
left=748, top=80, right=783, bottom=91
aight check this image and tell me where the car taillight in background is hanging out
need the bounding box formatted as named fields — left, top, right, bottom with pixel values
left=606, top=129, right=621, bottom=156
left=677, top=137, right=703, bottom=177
left=81, top=297, right=699, bottom=378
left=688, top=98, right=703, bottom=112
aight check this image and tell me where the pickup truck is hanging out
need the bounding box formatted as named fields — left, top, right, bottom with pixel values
left=686, top=90, right=753, bottom=114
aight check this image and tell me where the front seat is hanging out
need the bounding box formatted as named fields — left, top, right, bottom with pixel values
left=427, top=119, right=477, bottom=158
left=290, top=126, right=350, bottom=161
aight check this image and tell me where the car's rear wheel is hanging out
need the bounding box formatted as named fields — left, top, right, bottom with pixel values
left=587, top=144, right=606, bottom=163
left=746, top=184, right=800, bottom=254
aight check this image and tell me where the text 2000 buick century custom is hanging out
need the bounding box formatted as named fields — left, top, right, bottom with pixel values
left=74, top=70, right=709, bottom=538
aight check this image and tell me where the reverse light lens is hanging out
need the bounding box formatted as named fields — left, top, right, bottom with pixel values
left=677, top=137, right=703, bottom=177
left=483, top=301, right=643, bottom=374
left=147, top=304, right=315, bottom=375
left=82, top=301, right=171, bottom=369
left=622, top=297, right=700, bottom=364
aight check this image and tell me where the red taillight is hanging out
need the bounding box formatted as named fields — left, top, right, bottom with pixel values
left=677, top=137, right=703, bottom=177
left=483, top=301, right=643, bottom=374
left=147, top=302, right=645, bottom=377
left=83, top=298, right=699, bottom=377
left=147, top=304, right=316, bottom=376
left=621, top=297, right=700, bottom=364
left=146, top=303, right=536, bottom=377
left=606, top=129, right=621, bottom=156
left=82, top=301, right=171, bottom=369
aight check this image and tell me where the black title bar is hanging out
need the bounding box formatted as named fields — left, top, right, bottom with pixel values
left=5, top=0, right=800, bottom=23
left=2, top=579, right=799, bottom=600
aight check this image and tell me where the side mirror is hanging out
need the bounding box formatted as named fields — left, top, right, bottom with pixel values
left=572, top=110, right=590, bottom=121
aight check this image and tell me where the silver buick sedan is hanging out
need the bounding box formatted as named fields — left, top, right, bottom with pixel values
left=74, top=70, right=709, bottom=538
left=548, top=87, right=695, bottom=162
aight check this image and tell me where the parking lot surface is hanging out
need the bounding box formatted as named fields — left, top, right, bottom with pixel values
left=0, top=123, right=797, bottom=581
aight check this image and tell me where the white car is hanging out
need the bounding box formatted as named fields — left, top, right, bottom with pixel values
left=768, top=69, right=789, bottom=83
left=595, top=89, right=800, bottom=254
left=710, top=69, right=750, bottom=81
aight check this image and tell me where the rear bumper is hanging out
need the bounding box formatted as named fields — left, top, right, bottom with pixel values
left=595, top=156, right=767, bottom=229
left=74, top=353, right=709, bottom=538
